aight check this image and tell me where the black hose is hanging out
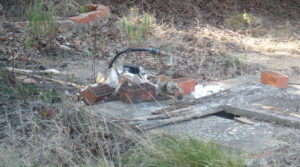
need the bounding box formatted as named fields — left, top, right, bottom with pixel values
left=108, top=48, right=163, bottom=69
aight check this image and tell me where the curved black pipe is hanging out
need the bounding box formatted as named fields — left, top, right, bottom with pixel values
left=108, top=48, right=163, bottom=69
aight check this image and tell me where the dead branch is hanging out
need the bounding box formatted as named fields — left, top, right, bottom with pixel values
left=6, top=67, right=60, bottom=74
left=4, top=67, right=84, bottom=89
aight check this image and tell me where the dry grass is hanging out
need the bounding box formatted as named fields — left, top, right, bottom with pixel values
left=0, top=84, right=248, bottom=167
left=123, top=134, right=246, bottom=167
left=0, top=92, right=135, bottom=166
left=1, top=1, right=300, bottom=166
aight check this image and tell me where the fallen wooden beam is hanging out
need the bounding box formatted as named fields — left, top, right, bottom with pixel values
left=135, top=106, right=224, bottom=130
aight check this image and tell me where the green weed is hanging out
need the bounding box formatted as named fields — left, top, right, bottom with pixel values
left=26, top=0, right=57, bottom=40
left=123, top=135, right=245, bottom=167
left=39, top=89, right=61, bottom=104
left=0, top=85, right=13, bottom=95
left=15, top=84, right=38, bottom=99
left=120, top=8, right=154, bottom=42
left=23, top=37, right=32, bottom=49
left=224, top=56, right=241, bottom=68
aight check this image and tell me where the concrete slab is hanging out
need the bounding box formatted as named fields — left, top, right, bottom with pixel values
left=150, top=116, right=289, bottom=154
left=87, top=99, right=175, bottom=119
left=86, top=76, right=300, bottom=166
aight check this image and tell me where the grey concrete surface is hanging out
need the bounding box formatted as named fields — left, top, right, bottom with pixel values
left=87, top=75, right=300, bottom=166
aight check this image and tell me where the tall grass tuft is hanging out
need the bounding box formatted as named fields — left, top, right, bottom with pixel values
left=120, top=7, right=154, bottom=42
left=26, top=0, right=57, bottom=40
left=123, top=134, right=246, bottom=167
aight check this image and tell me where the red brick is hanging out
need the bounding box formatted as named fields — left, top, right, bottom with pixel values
left=94, top=10, right=107, bottom=18
left=69, top=15, right=91, bottom=24
left=173, top=78, right=196, bottom=95
left=261, top=71, right=288, bottom=88
left=68, top=4, right=110, bottom=25
left=119, top=83, right=156, bottom=103
left=80, top=84, right=115, bottom=105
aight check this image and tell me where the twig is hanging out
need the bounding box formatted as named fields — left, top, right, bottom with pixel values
left=132, top=108, right=192, bottom=121
left=4, top=68, right=84, bottom=89
left=5, top=67, right=60, bottom=74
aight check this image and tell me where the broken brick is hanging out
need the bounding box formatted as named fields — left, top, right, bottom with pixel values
left=261, top=71, right=288, bottom=88
left=80, top=84, right=115, bottom=105
left=68, top=4, right=110, bottom=25
left=119, top=83, right=156, bottom=104
left=173, top=78, right=196, bottom=95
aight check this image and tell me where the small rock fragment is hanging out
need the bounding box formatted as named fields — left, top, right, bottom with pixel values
left=43, top=69, right=60, bottom=74
left=22, top=78, right=37, bottom=85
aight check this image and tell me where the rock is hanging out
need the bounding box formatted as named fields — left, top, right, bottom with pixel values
left=22, top=78, right=37, bottom=85
left=43, top=69, right=60, bottom=74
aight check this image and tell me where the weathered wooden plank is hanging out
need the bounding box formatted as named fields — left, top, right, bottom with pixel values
left=135, top=106, right=224, bottom=130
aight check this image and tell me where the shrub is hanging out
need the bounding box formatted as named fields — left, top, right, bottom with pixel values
left=26, top=0, right=57, bottom=40
left=224, top=11, right=259, bottom=30
left=120, top=8, right=154, bottom=42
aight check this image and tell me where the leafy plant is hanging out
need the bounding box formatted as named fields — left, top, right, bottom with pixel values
left=26, top=0, right=57, bottom=40
left=79, top=6, right=90, bottom=13
left=120, top=8, right=154, bottom=42
left=223, top=56, right=241, bottom=68
left=15, top=84, right=38, bottom=99
left=24, top=37, right=32, bottom=49
left=39, top=89, right=61, bottom=104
